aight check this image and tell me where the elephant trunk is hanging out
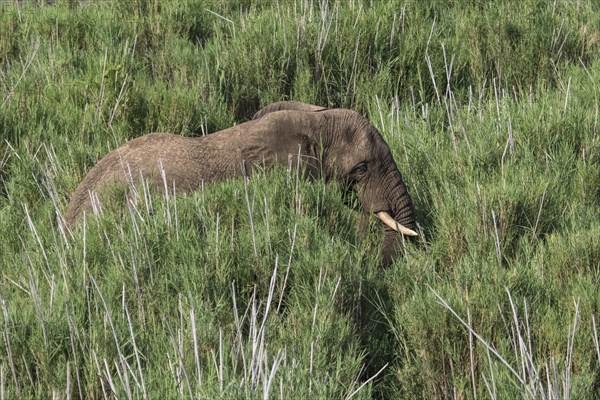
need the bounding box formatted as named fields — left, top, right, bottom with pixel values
left=374, top=165, right=417, bottom=265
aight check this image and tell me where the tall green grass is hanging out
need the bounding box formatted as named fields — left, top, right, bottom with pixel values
left=1, top=0, right=599, bottom=398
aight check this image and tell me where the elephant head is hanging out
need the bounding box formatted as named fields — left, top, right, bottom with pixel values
left=66, top=103, right=417, bottom=265
left=253, top=102, right=418, bottom=264
left=299, top=108, right=417, bottom=265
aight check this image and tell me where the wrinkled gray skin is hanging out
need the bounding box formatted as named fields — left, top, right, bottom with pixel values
left=66, top=103, right=416, bottom=265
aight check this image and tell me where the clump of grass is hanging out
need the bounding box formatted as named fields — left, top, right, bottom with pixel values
left=432, top=287, right=596, bottom=400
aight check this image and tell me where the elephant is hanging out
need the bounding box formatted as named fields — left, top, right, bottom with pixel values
left=66, top=103, right=418, bottom=265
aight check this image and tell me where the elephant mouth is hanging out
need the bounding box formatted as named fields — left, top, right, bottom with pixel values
left=375, top=211, right=418, bottom=237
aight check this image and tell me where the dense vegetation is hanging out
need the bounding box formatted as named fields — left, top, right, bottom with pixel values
left=1, top=0, right=599, bottom=398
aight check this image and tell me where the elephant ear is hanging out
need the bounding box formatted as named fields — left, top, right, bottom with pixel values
left=253, top=101, right=326, bottom=120
left=240, top=117, right=322, bottom=178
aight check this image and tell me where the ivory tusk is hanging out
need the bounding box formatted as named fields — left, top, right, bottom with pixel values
left=376, top=211, right=418, bottom=236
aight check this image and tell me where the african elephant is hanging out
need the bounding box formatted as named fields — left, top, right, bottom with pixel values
left=66, top=104, right=417, bottom=265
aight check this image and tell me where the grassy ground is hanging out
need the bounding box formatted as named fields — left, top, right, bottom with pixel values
left=1, top=0, right=599, bottom=398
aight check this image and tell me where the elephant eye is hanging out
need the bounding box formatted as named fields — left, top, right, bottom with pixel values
left=350, top=163, right=368, bottom=178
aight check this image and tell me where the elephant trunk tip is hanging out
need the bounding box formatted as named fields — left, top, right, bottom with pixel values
left=376, top=211, right=418, bottom=236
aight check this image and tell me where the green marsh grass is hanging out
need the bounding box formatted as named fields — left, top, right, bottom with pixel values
left=1, top=0, right=599, bottom=398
